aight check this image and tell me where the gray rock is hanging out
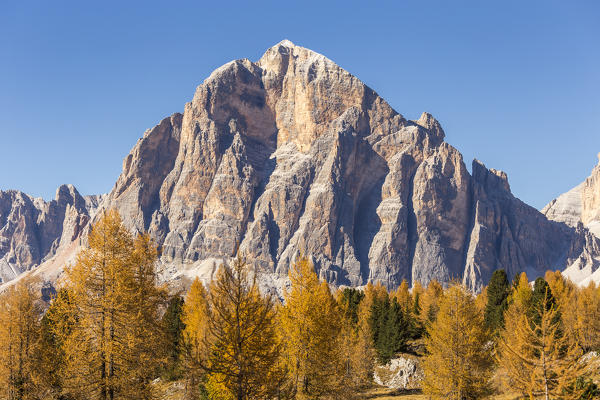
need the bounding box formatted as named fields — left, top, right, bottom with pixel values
left=3, top=40, right=600, bottom=292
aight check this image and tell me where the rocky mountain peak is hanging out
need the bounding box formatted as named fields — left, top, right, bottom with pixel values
left=543, top=154, right=600, bottom=246
left=3, top=41, right=600, bottom=292
left=0, top=184, right=101, bottom=284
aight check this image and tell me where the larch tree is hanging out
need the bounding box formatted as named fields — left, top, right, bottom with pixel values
left=0, top=278, right=41, bottom=400
left=422, top=284, right=493, bottom=400
left=337, top=287, right=375, bottom=393
left=181, top=278, right=211, bottom=399
left=203, top=255, right=280, bottom=400
left=419, top=279, right=443, bottom=326
left=37, top=287, right=77, bottom=399
left=498, top=286, right=588, bottom=399
left=393, top=279, right=413, bottom=317
left=120, top=233, right=168, bottom=399
left=572, top=282, right=600, bottom=352
left=279, top=256, right=345, bottom=399
left=58, top=210, right=165, bottom=400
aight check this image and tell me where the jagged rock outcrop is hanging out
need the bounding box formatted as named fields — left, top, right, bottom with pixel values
left=0, top=185, right=101, bottom=283
left=3, top=40, right=600, bottom=291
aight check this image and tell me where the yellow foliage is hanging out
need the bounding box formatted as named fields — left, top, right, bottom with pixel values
left=498, top=288, right=588, bottom=399
left=0, top=278, right=41, bottom=400
left=58, top=210, right=166, bottom=400
left=203, top=255, right=280, bottom=400
left=422, top=284, right=493, bottom=400
left=182, top=277, right=210, bottom=397
left=279, top=256, right=346, bottom=399
left=420, top=279, right=443, bottom=324
left=393, top=279, right=413, bottom=316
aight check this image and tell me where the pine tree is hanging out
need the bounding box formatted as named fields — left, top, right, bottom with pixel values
left=0, top=278, right=42, bottom=400
left=484, top=269, right=510, bottom=333
left=162, top=296, right=185, bottom=381
left=181, top=278, right=211, bottom=399
left=58, top=210, right=165, bottom=400
left=279, top=256, right=345, bottom=398
left=498, top=287, right=588, bottom=399
left=203, top=255, right=280, bottom=400
left=422, top=284, right=493, bottom=400
left=369, top=296, right=409, bottom=364
left=337, top=288, right=364, bottom=326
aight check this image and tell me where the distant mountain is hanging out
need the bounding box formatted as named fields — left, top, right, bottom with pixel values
left=0, top=185, right=103, bottom=283
left=3, top=40, right=599, bottom=291
left=543, top=154, right=600, bottom=285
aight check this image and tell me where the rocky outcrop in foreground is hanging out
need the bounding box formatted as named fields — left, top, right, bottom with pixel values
left=3, top=40, right=600, bottom=291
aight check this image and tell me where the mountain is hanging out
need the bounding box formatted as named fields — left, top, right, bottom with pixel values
left=543, top=154, right=600, bottom=285
left=0, top=185, right=103, bottom=283
left=3, top=40, right=600, bottom=291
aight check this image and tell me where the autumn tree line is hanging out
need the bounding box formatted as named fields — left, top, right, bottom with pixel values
left=1, top=210, right=600, bottom=399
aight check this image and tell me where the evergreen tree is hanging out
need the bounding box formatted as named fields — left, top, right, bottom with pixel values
left=337, top=288, right=364, bottom=326
left=530, top=277, right=559, bottom=327
left=162, top=296, right=185, bottom=381
left=422, top=284, right=493, bottom=400
left=369, top=296, right=409, bottom=364
left=0, top=278, right=41, bottom=400
left=484, top=269, right=510, bottom=333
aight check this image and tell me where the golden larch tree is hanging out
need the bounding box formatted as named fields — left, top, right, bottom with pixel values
left=0, top=278, right=41, bottom=400
left=203, top=255, right=280, bottom=400
left=182, top=277, right=211, bottom=398
left=279, top=256, right=345, bottom=399
left=422, top=284, right=493, bottom=400
left=419, top=279, right=443, bottom=325
left=573, top=282, right=600, bottom=352
left=498, top=285, right=588, bottom=399
left=58, top=210, right=165, bottom=400
left=393, top=279, right=413, bottom=317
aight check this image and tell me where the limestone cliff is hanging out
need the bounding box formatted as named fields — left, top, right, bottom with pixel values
left=543, top=154, right=600, bottom=238
left=0, top=185, right=101, bottom=283
left=3, top=40, right=600, bottom=291
left=543, top=154, right=600, bottom=285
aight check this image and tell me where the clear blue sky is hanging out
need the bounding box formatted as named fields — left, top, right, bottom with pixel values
left=1, top=1, right=598, bottom=209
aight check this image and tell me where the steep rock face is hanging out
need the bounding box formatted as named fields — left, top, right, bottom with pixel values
left=89, top=40, right=600, bottom=290
left=5, top=40, right=600, bottom=291
left=543, top=154, right=600, bottom=238
left=543, top=154, right=600, bottom=284
left=0, top=185, right=100, bottom=283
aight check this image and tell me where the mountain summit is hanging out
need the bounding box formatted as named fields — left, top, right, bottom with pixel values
left=2, top=41, right=599, bottom=291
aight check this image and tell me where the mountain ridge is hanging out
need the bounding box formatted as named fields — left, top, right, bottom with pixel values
left=2, top=40, right=599, bottom=291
